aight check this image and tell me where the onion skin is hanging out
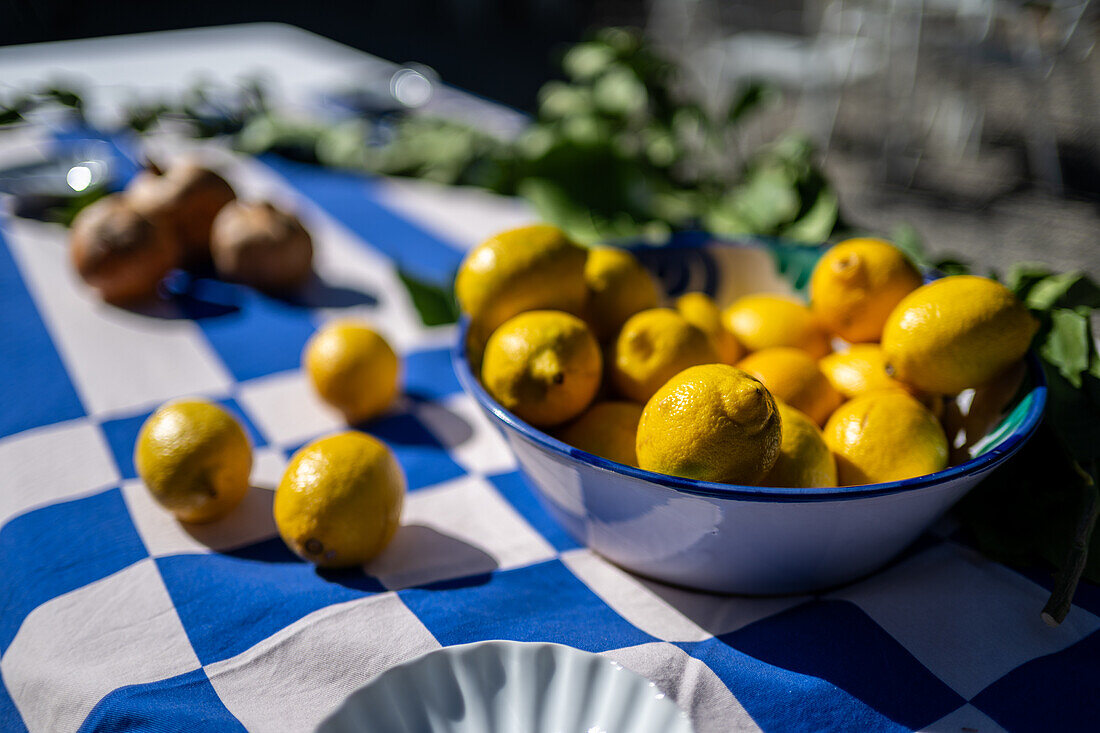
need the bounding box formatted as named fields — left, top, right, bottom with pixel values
left=210, top=201, right=314, bottom=294
left=127, top=160, right=236, bottom=265
left=69, top=194, right=179, bottom=305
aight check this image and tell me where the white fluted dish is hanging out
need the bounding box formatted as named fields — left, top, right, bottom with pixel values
left=317, top=641, right=694, bottom=733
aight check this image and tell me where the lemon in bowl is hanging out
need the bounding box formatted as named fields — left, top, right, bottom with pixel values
left=454, top=233, right=1046, bottom=594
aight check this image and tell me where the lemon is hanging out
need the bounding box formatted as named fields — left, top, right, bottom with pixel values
left=881, top=275, right=1038, bottom=394
left=824, top=390, right=948, bottom=486
left=456, top=224, right=588, bottom=347
left=675, top=292, right=744, bottom=364
left=584, top=246, right=662, bottom=340
left=304, top=320, right=400, bottom=424
left=636, top=364, right=781, bottom=483
left=481, top=310, right=602, bottom=427
left=611, top=308, right=719, bottom=403
left=557, top=401, right=644, bottom=467
left=737, top=347, right=844, bottom=427
left=275, top=431, right=405, bottom=567
left=819, top=344, right=912, bottom=399
left=722, top=294, right=831, bottom=358
left=763, top=402, right=837, bottom=488
left=134, top=399, right=252, bottom=523
left=810, top=238, right=923, bottom=343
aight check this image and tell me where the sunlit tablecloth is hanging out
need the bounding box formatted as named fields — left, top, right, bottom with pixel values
left=1, top=27, right=1099, bottom=733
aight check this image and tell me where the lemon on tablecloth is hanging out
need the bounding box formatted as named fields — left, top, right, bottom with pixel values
left=134, top=399, right=252, bottom=523
left=275, top=431, right=405, bottom=567
left=304, top=319, right=400, bottom=424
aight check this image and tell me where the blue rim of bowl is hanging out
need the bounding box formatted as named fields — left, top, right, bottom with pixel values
left=452, top=235, right=1048, bottom=503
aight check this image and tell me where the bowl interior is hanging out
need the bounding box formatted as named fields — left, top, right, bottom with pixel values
left=454, top=232, right=1046, bottom=501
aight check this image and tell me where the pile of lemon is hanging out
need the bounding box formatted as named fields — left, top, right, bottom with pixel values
left=134, top=318, right=406, bottom=567
left=460, top=225, right=1038, bottom=489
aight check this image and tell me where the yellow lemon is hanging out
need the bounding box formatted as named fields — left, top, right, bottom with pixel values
left=810, top=238, right=923, bottom=343
left=134, top=399, right=252, bottom=523
left=675, top=292, right=744, bottom=364
left=763, top=402, right=837, bottom=488
left=584, top=246, right=662, bottom=340
left=819, top=344, right=912, bottom=399
left=881, top=275, right=1038, bottom=394
left=481, top=310, right=602, bottom=427
left=722, top=294, right=831, bottom=358
left=456, top=224, right=588, bottom=346
left=636, top=364, right=781, bottom=483
left=737, top=347, right=844, bottom=427
left=275, top=431, right=405, bottom=567
left=824, top=391, right=948, bottom=486
left=304, top=320, right=400, bottom=424
left=611, top=308, right=719, bottom=403
left=557, top=401, right=644, bottom=467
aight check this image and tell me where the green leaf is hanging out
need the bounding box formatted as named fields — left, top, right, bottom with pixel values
left=592, top=66, right=648, bottom=117
left=889, top=223, right=927, bottom=267
left=727, top=169, right=801, bottom=234
left=781, top=186, right=838, bottom=243
left=537, top=82, right=595, bottom=120
left=1041, top=308, right=1091, bottom=388
left=1006, top=262, right=1054, bottom=300
left=932, top=257, right=972, bottom=277
left=562, top=42, right=617, bottom=81
left=396, top=271, right=459, bottom=327
left=1026, top=271, right=1100, bottom=311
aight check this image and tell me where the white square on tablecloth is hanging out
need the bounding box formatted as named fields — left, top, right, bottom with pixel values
left=120, top=455, right=282, bottom=559
left=0, top=418, right=119, bottom=525
left=414, top=393, right=517, bottom=477
left=1, top=559, right=200, bottom=733
left=3, top=219, right=234, bottom=418
left=561, top=549, right=711, bottom=642
left=365, top=475, right=556, bottom=590
left=236, top=370, right=345, bottom=449
left=830, top=541, right=1100, bottom=699
left=602, top=642, right=762, bottom=733
left=205, top=592, right=440, bottom=732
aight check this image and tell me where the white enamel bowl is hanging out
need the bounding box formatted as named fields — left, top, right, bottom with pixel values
left=454, top=234, right=1046, bottom=595
left=317, top=641, right=694, bottom=733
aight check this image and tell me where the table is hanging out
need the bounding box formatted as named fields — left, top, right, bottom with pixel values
left=1, top=24, right=1098, bottom=733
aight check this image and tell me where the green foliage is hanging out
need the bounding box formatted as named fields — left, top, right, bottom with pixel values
left=942, top=257, right=1100, bottom=622
left=395, top=271, right=460, bottom=327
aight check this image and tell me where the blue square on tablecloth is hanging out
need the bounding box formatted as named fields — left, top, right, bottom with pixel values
left=0, top=488, right=148, bottom=654
left=970, top=628, right=1099, bottom=731
left=77, top=668, right=245, bottom=733
left=155, top=538, right=384, bottom=666
left=678, top=599, right=964, bottom=732
left=180, top=278, right=318, bottom=383
left=363, top=412, right=465, bottom=491
left=99, top=398, right=268, bottom=479
left=398, top=559, right=655, bottom=652
left=0, top=673, right=26, bottom=733
left=404, top=348, right=462, bottom=402
left=486, top=471, right=583, bottom=553
left=0, top=230, right=86, bottom=440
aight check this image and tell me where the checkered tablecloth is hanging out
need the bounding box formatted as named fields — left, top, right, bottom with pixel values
left=1, top=127, right=1098, bottom=733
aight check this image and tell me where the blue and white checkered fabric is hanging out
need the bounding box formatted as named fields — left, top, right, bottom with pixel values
left=1, top=129, right=1098, bottom=733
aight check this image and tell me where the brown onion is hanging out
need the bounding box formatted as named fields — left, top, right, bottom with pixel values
left=210, top=201, right=314, bottom=293
left=127, top=159, right=235, bottom=265
left=69, top=194, right=179, bottom=305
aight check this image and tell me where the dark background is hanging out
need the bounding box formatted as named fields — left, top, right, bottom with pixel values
left=2, top=0, right=646, bottom=112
